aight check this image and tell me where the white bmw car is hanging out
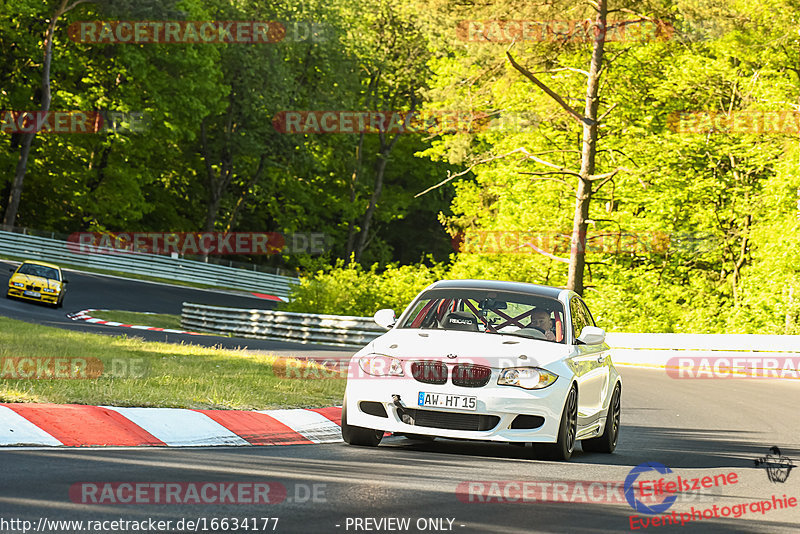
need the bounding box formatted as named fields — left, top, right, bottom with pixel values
left=341, top=279, right=621, bottom=461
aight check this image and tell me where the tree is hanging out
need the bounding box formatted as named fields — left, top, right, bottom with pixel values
left=2, top=0, right=90, bottom=228
left=338, top=0, right=432, bottom=262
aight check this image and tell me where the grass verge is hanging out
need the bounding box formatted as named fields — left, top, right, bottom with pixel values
left=0, top=316, right=345, bottom=409
left=88, top=310, right=183, bottom=331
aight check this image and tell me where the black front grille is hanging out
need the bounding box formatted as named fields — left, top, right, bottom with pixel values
left=411, top=361, right=448, bottom=385
left=400, top=408, right=499, bottom=431
left=452, top=364, right=492, bottom=388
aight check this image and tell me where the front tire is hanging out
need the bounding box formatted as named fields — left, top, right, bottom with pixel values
left=582, top=383, right=620, bottom=453
left=533, top=385, right=577, bottom=461
left=341, top=402, right=383, bottom=447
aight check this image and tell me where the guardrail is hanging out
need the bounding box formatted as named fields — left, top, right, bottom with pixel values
left=181, top=303, right=384, bottom=347
left=605, top=332, right=800, bottom=357
left=181, top=304, right=800, bottom=374
left=605, top=332, right=800, bottom=377
left=0, top=230, right=298, bottom=298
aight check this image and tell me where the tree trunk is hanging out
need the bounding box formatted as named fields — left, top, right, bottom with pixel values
left=354, top=131, right=400, bottom=262
left=2, top=0, right=87, bottom=228
left=344, top=132, right=365, bottom=259
left=225, top=153, right=268, bottom=232
left=354, top=147, right=389, bottom=262
left=567, top=0, right=607, bottom=295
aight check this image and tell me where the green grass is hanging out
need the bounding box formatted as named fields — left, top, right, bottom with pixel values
left=0, top=316, right=345, bottom=409
left=89, top=310, right=183, bottom=330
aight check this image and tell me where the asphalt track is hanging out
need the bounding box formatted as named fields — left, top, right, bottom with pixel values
left=0, top=368, right=798, bottom=533
left=0, top=259, right=353, bottom=359
left=0, top=260, right=799, bottom=533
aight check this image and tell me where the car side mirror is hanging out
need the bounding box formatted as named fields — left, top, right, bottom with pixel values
left=8, top=268, right=13, bottom=272
left=63, top=279, right=69, bottom=284
left=577, top=326, right=606, bottom=345
left=374, top=309, right=396, bottom=329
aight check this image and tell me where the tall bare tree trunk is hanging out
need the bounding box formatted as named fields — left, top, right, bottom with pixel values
left=344, top=132, right=365, bottom=259
left=354, top=134, right=400, bottom=262
left=506, top=1, right=611, bottom=295
left=2, top=0, right=87, bottom=228
left=568, top=0, right=607, bottom=295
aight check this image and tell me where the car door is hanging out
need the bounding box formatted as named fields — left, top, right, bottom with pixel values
left=569, top=297, right=610, bottom=429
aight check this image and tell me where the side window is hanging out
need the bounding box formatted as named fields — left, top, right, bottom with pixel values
left=578, top=299, right=596, bottom=327
left=570, top=298, right=588, bottom=342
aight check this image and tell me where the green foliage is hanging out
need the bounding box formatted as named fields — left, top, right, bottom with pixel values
left=281, top=259, right=446, bottom=316
left=2, top=0, right=800, bottom=334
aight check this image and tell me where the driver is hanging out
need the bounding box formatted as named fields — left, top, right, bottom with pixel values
left=529, top=309, right=556, bottom=341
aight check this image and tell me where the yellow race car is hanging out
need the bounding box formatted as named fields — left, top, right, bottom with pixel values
left=6, top=260, right=68, bottom=308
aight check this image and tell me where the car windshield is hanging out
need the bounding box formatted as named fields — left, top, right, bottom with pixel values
left=399, top=288, right=566, bottom=343
left=18, top=263, right=60, bottom=281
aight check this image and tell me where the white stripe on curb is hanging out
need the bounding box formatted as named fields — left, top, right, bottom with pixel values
left=104, top=407, right=249, bottom=447
left=67, top=309, right=205, bottom=336
left=258, top=409, right=342, bottom=444
left=0, top=406, right=63, bottom=446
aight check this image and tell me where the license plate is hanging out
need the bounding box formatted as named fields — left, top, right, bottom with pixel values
left=418, top=392, right=477, bottom=411
left=23, top=290, right=40, bottom=298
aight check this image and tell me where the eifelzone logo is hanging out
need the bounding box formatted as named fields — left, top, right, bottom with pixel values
left=624, top=463, right=677, bottom=515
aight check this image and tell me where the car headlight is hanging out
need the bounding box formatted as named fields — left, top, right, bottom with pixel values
left=497, top=367, right=557, bottom=390
left=358, top=354, right=404, bottom=376
left=42, top=288, right=57, bottom=294
left=11, top=282, right=24, bottom=288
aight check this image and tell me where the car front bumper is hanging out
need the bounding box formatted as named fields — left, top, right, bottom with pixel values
left=344, top=374, right=571, bottom=443
left=7, top=286, right=60, bottom=304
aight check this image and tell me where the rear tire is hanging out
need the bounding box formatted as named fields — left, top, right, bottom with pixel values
left=341, top=402, right=383, bottom=447
left=582, top=383, right=620, bottom=453
left=533, top=385, right=577, bottom=462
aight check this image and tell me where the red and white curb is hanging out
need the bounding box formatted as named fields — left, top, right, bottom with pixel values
left=0, top=404, right=342, bottom=447
left=251, top=292, right=290, bottom=302
left=67, top=309, right=206, bottom=336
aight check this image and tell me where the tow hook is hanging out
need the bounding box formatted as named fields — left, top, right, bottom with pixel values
left=392, top=394, right=415, bottom=425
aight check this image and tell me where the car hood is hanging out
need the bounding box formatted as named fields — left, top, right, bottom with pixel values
left=11, top=273, right=61, bottom=289
left=367, top=328, right=572, bottom=369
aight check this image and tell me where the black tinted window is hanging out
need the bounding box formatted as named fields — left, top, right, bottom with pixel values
left=18, top=264, right=60, bottom=280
